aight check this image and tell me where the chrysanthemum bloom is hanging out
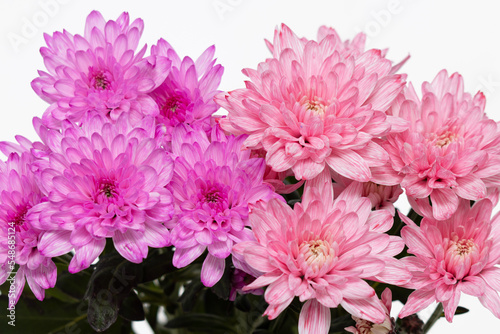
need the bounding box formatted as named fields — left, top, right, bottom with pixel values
left=345, top=288, right=395, bottom=334
left=398, top=199, right=500, bottom=322
left=167, top=125, right=277, bottom=287
left=233, top=169, right=410, bottom=334
left=332, top=171, right=403, bottom=214
left=250, top=148, right=304, bottom=194
left=31, top=10, right=170, bottom=128
left=383, top=70, right=500, bottom=220
left=0, top=148, right=57, bottom=304
left=150, top=39, right=223, bottom=146
left=30, top=113, right=173, bottom=273
left=216, top=24, right=408, bottom=181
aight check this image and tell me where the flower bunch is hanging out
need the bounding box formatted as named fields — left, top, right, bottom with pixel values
left=1, top=10, right=500, bottom=334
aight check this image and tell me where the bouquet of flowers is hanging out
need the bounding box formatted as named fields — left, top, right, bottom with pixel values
left=1, top=10, right=500, bottom=334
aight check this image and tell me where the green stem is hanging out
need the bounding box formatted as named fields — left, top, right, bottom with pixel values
left=423, top=303, right=443, bottom=334
left=47, top=313, right=87, bottom=334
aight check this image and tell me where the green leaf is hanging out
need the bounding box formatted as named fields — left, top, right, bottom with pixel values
left=0, top=295, right=129, bottom=334
left=454, top=306, right=469, bottom=315
left=141, top=248, right=176, bottom=283
left=54, top=268, right=91, bottom=300
left=178, top=279, right=204, bottom=312
left=210, top=258, right=233, bottom=301
left=165, top=313, right=236, bottom=333
left=84, top=251, right=143, bottom=332
left=118, top=290, right=145, bottom=322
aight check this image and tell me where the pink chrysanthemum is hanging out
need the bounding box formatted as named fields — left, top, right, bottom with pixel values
left=216, top=24, right=408, bottom=181
left=31, top=11, right=170, bottom=128
left=345, top=288, right=395, bottom=334
left=384, top=70, right=500, bottom=220
left=30, top=113, right=173, bottom=273
left=332, top=171, right=402, bottom=216
left=150, top=39, right=223, bottom=146
left=398, top=199, right=500, bottom=322
left=233, top=169, right=410, bottom=334
left=0, top=148, right=57, bottom=304
left=167, top=125, right=277, bottom=287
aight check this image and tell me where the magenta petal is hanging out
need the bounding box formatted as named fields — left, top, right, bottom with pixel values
left=113, top=230, right=148, bottom=263
left=69, top=238, right=106, bottom=273
left=298, top=299, right=331, bottom=334
left=39, top=231, right=74, bottom=257
left=200, top=254, right=225, bottom=287
left=173, top=245, right=206, bottom=268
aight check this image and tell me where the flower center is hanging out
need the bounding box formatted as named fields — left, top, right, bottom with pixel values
left=305, top=100, right=326, bottom=116
left=299, top=239, right=333, bottom=268
left=91, top=71, right=111, bottom=90
left=352, top=318, right=394, bottom=334
left=444, top=233, right=480, bottom=279
left=159, top=94, right=190, bottom=125
left=197, top=181, right=229, bottom=212
left=451, top=238, right=475, bottom=256
left=98, top=179, right=118, bottom=199
left=428, top=130, right=457, bottom=148
left=11, top=205, right=29, bottom=227
left=300, top=96, right=327, bottom=117
left=164, top=96, right=180, bottom=114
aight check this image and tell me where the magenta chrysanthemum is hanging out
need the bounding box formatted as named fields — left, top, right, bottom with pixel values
left=384, top=70, right=500, bottom=220
left=30, top=113, right=173, bottom=272
left=0, top=147, right=56, bottom=304
left=398, top=199, right=500, bottom=322
left=216, top=24, right=407, bottom=181
left=31, top=10, right=171, bottom=128
left=167, top=125, right=277, bottom=287
left=150, top=40, right=223, bottom=146
left=233, top=169, right=410, bottom=334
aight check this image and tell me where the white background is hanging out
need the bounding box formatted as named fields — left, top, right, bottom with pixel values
left=1, top=0, right=499, bottom=332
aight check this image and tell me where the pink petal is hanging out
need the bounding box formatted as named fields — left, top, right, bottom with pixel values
left=69, top=238, right=106, bottom=273
left=298, top=299, right=331, bottom=334
left=201, top=254, right=225, bottom=287
left=326, top=149, right=371, bottom=182
left=430, top=188, right=459, bottom=220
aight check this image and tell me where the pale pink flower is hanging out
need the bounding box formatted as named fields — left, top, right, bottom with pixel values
left=216, top=24, right=407, bottom=181
left=384, top=70, right=500, bottom=220
left=0, top=147, right=57, bottom=304
left=30, top=113, right=173, bottom=273
left=345, top=288, right=395, bottom=334
left=233, top=169, right=410, bottom=333
left=150, top=39, right=223, bottom=146
left=398, top=199, right=500, bottom=322
left=31, top=11, right=170, bottom=128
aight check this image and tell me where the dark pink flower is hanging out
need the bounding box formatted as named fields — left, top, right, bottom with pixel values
left=150, top=40, right=223, bottom=146
left=0, top=147, right=57, bottom=304
left=31, top=11, right=170, bottom=128
left=31, top=113, right=173, bottom=272
left=167, top=125, right=277, bottom=287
